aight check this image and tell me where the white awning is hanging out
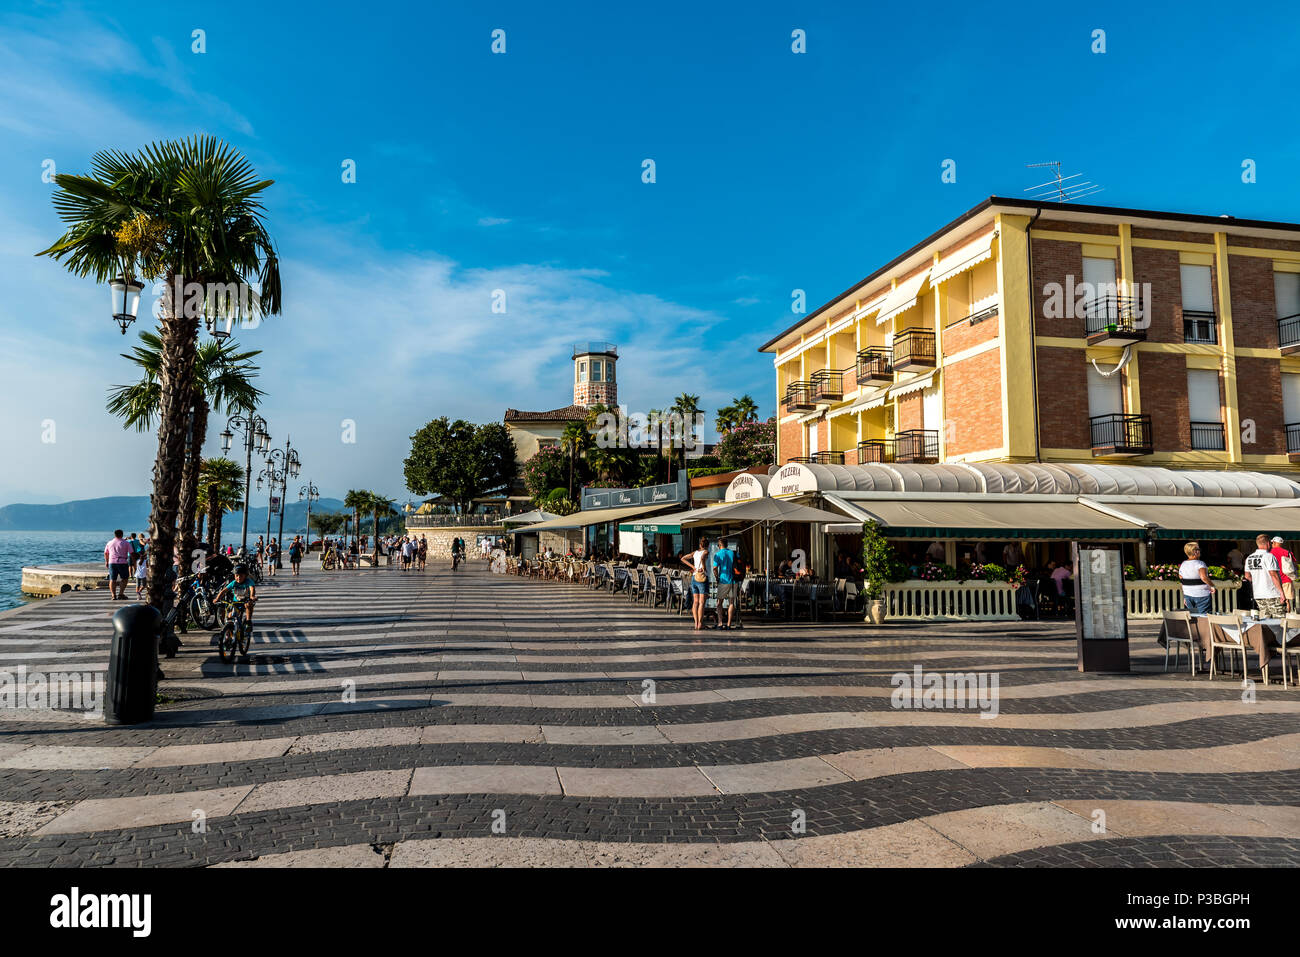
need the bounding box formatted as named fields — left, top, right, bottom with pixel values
left=508, top=502, right=672, bottom=533
left=931, top=231, right=997, bottom=287
left=888, top=370, right=937, bottom=398
left=829, top=387, right=890, bottom=419
left=876, top=268, right=932, bottom=325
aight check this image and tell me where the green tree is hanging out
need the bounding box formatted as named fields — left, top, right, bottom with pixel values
left=559, top=421, right=591, bottom=499
left=670, top=393, right=702, bottom=478
left=106, top=332, right=263, bottom=566
left=732, top=394, right=759, bottom=423
left=522, top=446, right=568, bottom=501
left=715, top=403, right=739, bottom=434
left=40, top=137, right=282, bottom=610
left=715, top=416, right=777, bottom=470
left=343, top=489, right=368, bottom=547
left=364, top=492, right=397, bottom=564
left=196, top=456, right=244, bottom=551
left=404, top=418, right=518, bottom=515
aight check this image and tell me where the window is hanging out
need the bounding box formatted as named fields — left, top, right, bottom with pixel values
left=607, top=361, right=615, bottom=382
left=591, top=360, right=602, bottom=382
left=1187, top=368, right=1224, bottom=450
left=1277, top=272, right=1300, bottom=348
left=1082, top=257, right=1117, bottom=320
left=578, top=361, right=587, bottom=382
left=1180, top=264, right=1216, bottom=343
left=806, top=422, right=819, bottom=455
left=1284, top=373, right=1300, bottom=452
left=1087, top=364, right=1123, bottom=418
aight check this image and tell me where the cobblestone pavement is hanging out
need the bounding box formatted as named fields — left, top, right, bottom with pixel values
left=0, top=560, right=1296, bottom=867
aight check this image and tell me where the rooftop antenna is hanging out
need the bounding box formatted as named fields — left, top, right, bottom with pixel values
left=1024, top=161, right=1104, bottom=203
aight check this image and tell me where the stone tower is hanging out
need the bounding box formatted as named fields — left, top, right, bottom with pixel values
left=573, top=342, right=618, bottom=408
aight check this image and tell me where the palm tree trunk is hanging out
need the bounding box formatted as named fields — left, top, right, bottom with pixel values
left=371, top=512, right=380, bottom=566
left=146, top=274, right=200, bottom=610
left=208, top=496, right=222, bottom=551
left=196, top=511, right=205, bottom=542
left=176, top=399, right=208, bottom=570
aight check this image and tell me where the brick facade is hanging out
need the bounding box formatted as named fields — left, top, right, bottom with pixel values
left=1032, top=238, right=1085, bottom=338
left=778, top=418, right=802, bottom=464
left=1237, top=356, right=1286, bottom=456
left=1036, top=347, right=1090, bottom=449
left=1228, top=254, right=1279, bottom=350
left=1130, top=245, right=1182, bottom=344
left=943, top=348, right=1003, bottom=456
left=1138, top=352, right=1192, bottom=453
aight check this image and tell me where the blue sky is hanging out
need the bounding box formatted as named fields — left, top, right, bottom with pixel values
left=2, top=0, right=1299, bottom=505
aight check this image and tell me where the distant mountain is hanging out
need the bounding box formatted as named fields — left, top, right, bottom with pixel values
left=0, top=495, right=348, bottom=533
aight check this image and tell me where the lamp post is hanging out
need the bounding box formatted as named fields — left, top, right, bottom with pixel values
left=299, top=480, right=320, bottom=551
left=257, top=439, right=297, bottom=558
left=109, top=273, right=143, bottom=335
left=220, top=411, right=271, bottom=550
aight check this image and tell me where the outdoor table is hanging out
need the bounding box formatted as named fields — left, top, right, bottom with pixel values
left=1157, top=614, right=1286, bottom=684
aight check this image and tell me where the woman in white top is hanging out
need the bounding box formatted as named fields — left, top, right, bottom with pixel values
left=1178, top=541, right=1214, bottom=615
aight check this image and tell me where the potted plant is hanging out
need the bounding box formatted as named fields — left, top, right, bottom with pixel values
left=862, top=521, right=906, bottom=624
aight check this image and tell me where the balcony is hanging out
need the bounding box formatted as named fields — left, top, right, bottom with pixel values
left=1183, top=309, right=1218, bottom=345
left=856, top=432, right=939, bottom=464
left=1280, top=314, right=1300, bottom=355
left=893, top=429, right=940, bottom=463
left=1288, top=423, right=1300, bottom=462
left=855, top=348, right=893, bottom=385
left=1190, top=421, right=1226, bottom=451
left=892, top=328, right=936, bottom=371
left=810, top=369, right=844, bottom=402
left=1090, top=413, right=1153, bottom=457
left=783, top=381, right=817, bottom=412
left=813, top=451, right=845, bottom=465
left=1084, top=296, right=1147, bottom=347
left=787, top=456, right=815, bottom=464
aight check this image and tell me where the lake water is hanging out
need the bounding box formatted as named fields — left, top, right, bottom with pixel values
left=0, top=530, right=114, bottom=612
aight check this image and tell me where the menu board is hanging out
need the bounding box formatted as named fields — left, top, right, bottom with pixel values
left=1072, top=542, right=1131, bottom=672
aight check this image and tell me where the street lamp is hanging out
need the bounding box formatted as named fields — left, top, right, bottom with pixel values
left=222, top=410, right=270, bottom=550
left=110, top=275, right=143, bottom=335
left=299, top=481, right=320, bottom=549
left=261, top=437, right=297, bottom=557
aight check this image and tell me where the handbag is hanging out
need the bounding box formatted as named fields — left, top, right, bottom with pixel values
left=1283, top=553, right=1297, bottom=578
left=693, top=568, right=707, bottom=583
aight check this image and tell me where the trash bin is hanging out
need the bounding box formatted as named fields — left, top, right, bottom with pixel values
left=105, top=604, right=160, bottom=725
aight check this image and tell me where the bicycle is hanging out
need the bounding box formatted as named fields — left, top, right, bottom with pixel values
left=217, top=599, right=254, bottom=663
left=189, top=576, right=219, bottom=630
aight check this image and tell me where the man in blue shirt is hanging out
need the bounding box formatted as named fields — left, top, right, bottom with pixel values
left=713, top=539, right=740, bottom=630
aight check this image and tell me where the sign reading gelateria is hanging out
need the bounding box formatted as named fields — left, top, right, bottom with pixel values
left=724, top=472, right=770, bottom=502
left=770, top=463, right=818, bottom=497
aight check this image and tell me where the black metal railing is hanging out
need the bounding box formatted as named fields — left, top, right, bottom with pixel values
left=1190, top=421, right=1225, bottom=451
left=1089, top=413, right=1153, bottom=455
left=810, top=369, right=844, bottom=401
left=787, top=455, right=815, bottom=464
left=856, top=440, right=887, bottom=463
left=1083, top=295, right=1147, bottom=338
left=1288, top=423, right=1300, bottom=455
left=813, top=451, right=845, bottom=465
left=783, top=381, right=816, bottom=411
left=1182, top=309, right=1218, bottom=344
left=1280, top=313, right=1300, bottom=350
left=892, top=328, right=936, bottom=368
left=407, top=514, right=504, bottom=528
left=855, top=348, right=893, bottom=382
left=893, top=429, right=940, bottom=463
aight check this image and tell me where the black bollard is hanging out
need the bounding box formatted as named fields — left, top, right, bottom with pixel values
left=105, top=604, right=160, bottom=725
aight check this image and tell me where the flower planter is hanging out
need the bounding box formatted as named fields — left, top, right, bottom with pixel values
left=869, top=599, right=887, bottom=625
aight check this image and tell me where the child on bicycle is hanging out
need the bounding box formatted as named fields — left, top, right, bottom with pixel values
left=221, top=565, right=257, bottom=628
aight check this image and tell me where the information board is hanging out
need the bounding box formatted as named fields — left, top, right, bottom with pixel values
left=1072, top=541, right=1131, bottom=672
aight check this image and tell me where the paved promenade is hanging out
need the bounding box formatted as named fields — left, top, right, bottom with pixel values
left=0, top=560, right=1297, bottom=867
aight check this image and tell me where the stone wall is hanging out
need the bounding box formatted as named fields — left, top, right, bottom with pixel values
left=403, top=525, right=503, bottom=561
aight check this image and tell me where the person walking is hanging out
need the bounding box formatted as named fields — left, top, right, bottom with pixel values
left=127, top=532, right=142, bottom=577
left=104, top=529, right=131, bottom=600
left=1178, top=542, right=1215, bottom=615
left=1244, top=534, right=1287, bottom=619
left=1269, top=536, right=1297, bottom=612
left=713, top=538, right=740, bottom=630
left=681, top=536, right=710, bottom=631
left=134, top=549, right=148, bottom=600
left=418, top=536, right=428, bottom=571
left=289, top=536, right=303, bottom=577
left=266, top=538, right=278, bottom=578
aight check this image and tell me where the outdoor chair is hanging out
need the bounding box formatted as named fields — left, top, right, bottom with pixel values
left=1161, top=609, right=1198, bottom=676
left=843, top=580, right=864, bottom=618
left=652, top=573, right=669, bottom=609
left=811, top=582, right=835, bottom=621
left=1207, top=613, right=1249, bottom=680
left=1281, top=614, right=1300, bottom=690
left=626, top=568, right=643, bottom=602
left=790, top=580, right=813, bottom=620
left=669, top=577, right=687, bottom=614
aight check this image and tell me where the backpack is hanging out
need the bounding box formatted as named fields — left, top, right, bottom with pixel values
left=1284, top=552, right=1298, bottom=578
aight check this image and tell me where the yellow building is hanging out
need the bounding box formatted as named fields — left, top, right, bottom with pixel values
left=759, top=197, right=1300, bottom=474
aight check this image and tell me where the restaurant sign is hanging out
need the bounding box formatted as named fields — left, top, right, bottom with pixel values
left=581, top=474, right=687, bottom=511
left=769, top=462, right=818, bottom=498
left=724, top=472, right=770, bottom=502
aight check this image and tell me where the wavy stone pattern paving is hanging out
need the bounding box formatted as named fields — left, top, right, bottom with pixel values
left=0, top=562, right=1293, bottom=867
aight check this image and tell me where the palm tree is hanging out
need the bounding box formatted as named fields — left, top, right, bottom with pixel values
left=40, top=137, right=282, bottom=610
left=648, top=407, right=667, bottom=482
left=715, top=403, right=739, bottom=434
left=365, top=492, right=398, bottom=565
left=343, top=489, right=368, bottom=549
left=559, top=421, right=590, bottom=499
left=106, top=332, right=263, bottom=567
left=586, top=445, right=620, bottom=483
left=732, top=394, right=760, bottom=423
left=671, top=393, right=703, bottom=477
left=197, top=457, right=245, bottom=551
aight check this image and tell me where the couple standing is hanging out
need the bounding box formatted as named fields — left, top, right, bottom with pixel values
left=682, top=537, right=741, bottom=631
